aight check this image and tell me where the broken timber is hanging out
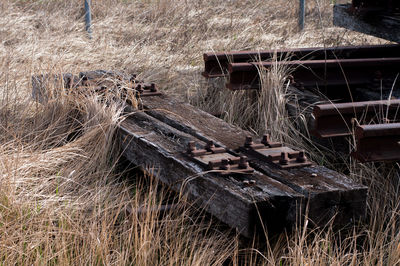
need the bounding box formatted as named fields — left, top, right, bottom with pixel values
left=32, top=72, right=368, bottom=238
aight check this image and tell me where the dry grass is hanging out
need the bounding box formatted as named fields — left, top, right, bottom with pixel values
left=0, top=77, right=237, bottom=264
left=1, top=0, right=399, bottom=265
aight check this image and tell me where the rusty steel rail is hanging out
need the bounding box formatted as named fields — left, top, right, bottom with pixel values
left=202, top=44, right=400, bottom=78
left=312, top=99, right=400, bottom=138
left=226, top=57, right=400, bottom=91
left=352, top=123, right=400, bottom=162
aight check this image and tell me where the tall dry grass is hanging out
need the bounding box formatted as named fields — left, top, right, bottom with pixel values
left=1, top=0, right=399, bottom=265
left=0, top=71, right=238, bottom=264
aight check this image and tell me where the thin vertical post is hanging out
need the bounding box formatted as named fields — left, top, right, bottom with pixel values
left=299, top=0, right=305, bottom=31
left=84, top=0, right=92, bottom=39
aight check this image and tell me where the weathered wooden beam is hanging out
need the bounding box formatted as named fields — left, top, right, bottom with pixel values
left=119, top=111, right=303, bottom=237
left=31, top=72, right=368, bottom=237
left=138, top=95, right=368, bottom=228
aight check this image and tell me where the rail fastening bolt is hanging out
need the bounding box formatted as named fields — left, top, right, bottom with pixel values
left=279, top=152, right=289, bottom=165
left=244, top=136, right=253, bottom=148
left=239, top=156, right=249, bottom=169
left=296, top=151, right=307, bottom=163
left=208, top=161, right=216, bottom=170
left=220, top=159, right=230, bottom=170
left=261, top=134, right=270, bottom=146
left=150, top=83, right=157, bottom=92
left=205, top=140, right=215, bottom=152
left=187, top=141, right=196, bottom=154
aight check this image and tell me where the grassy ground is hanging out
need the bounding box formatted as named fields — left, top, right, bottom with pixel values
left=1, top=0, right=399, bottom=264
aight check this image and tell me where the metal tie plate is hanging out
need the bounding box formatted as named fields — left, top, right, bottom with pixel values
left=186, top=141, right=254, bottom=175
left=240, top=135, right=313, bottom=169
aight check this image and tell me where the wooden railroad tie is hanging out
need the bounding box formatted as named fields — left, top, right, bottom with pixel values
left=32, top=70, right=368, bottom=238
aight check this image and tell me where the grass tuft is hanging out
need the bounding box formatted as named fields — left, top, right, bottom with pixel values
left=1, top=0, right=398, bottom=264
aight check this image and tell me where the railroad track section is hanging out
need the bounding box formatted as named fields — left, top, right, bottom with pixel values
left=312, top=100, right=400, bottom=162
left=312, top=100, right=400, bottom=138
left=202, top=45, right=400, bottom=162
left=203, top=44, right=400, bottom=79
left=32, top=71, right=367, bottom=238
left=352, top=123, right=400, bottom=162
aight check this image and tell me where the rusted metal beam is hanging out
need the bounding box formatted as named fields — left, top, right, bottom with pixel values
left=352, top=123, right=400, bottom=162
left=226, top=57, right=400, bottom=91
left=202, top=44, right=400, bottom=78
left=312, top=99, right=400, bottom=138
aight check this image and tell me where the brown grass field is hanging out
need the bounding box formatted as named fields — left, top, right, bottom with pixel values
left=1, top=0, right=399, bottom=264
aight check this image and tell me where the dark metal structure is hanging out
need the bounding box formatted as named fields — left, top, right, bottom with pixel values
left=202, top=44, right=400, bottom=78
left=352, top=123, right=400, bottom=162
left=201, top=0, right=400, bottom=163
left=352, top=0, right=400, bottom=10
left=334, top=0, right=400, bottom=43
left=227, top=57, right=400, bottom=93
left=312, top=100, right=400, bottom=138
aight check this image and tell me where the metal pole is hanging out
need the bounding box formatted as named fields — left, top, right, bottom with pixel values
left=84, top=0, right=92, bottom=39
left=299, top=0, right=305, bottom=31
